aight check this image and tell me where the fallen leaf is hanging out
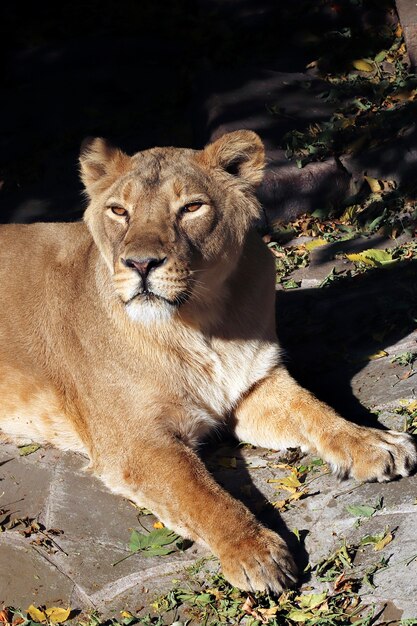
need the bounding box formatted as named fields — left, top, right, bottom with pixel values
left=287, top=608, right=315, bottom=621
left=272, top=472, right=302, bottom=493
left=352, top=59, right=374, bottom=72
left=374, top=532, right=393, bottom=551
left=0, top=609, right=11, bottom=624
left=153, top=521, right=164, bottom=529
left=305, top=238, right=327, bottom=251
left=364, top=175, right=396, bottom=193
left=346, top=504, right=376, bottom=518
left=346, top=249, right=395, bottom=266
left=298, top=591, right=327, bottom=609
left=27, top=606, right=46, bottom=623
left=282, top=279, right=300, bottom=290
left=18, top=444, right=41, bottom=456
left=368, top=350, right=389, bottom=361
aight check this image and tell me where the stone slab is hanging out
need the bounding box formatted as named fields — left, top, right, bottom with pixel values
left=0, top=533, right=75, bottom=609
left=396, top=0, right=417, bottom=66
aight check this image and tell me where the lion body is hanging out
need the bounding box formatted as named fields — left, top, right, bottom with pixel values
left=0, top=131, right=415, bottom=593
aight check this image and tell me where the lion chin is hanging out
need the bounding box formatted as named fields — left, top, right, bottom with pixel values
left=125, top=293, right=178, bottom=324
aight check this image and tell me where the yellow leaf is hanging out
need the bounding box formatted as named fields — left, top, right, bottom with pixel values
left=352, top=59, right=374, bottom=72
left=407, top=400, right=417, bottom=411
left=153, top=521, right=164, bottom=529
left=273, top=499, right=289, bottom=510
left=374, top=532, right=393, bottom=551
left=274, top=471, right=302, bottom=492
left=290, top=490, right=307, bottom=501
left=364, top=175, right=396, bottom=193
left=121, top=612, right=134, bottom=619
left=305, top=238, right=327, bottom=251
left=364, top=175, right=381, bottom=193
left=27, top=606, right=47, bottom=623
left=368, top=350, right=389, bottom=361
left=340, top=205, right=359, bottom=224
left=44, top=608, right=71, bottom=624
left=346, top=249, right=395, bottom=267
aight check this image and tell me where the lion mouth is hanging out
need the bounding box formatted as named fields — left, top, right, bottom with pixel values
left=126, top=289, right=189, bottom=307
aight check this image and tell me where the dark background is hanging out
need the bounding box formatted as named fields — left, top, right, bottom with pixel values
left=1, top=0, right=395, bottom=223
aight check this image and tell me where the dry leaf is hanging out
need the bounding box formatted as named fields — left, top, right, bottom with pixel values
left=153, top=521, right=164, bottom=529
left=27, top=606, right=47, bottom=623
left=374, top=532, right=393, bottom=551
left=0, top=610, right=11, bottom=624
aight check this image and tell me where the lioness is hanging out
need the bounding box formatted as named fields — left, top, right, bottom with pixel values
left=0, top=131, right=415, bottom=593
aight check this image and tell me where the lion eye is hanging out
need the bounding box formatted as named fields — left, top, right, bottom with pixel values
left=110, top=206, right=128, bottom=217
left=182, top=202, right=203, bottom=213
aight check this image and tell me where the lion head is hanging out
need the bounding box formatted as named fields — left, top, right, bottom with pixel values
left=80, top=131, right=265, bottom=323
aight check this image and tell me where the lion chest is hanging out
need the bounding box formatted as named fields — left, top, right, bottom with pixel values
left=165, top=337, right=279, bottom=445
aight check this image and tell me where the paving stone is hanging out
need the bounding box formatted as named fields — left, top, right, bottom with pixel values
left=0, top=447, right=56, bottom=523
left=40, top=453, right=140, bottom=549
left=0, top=533, right=75, bottom=608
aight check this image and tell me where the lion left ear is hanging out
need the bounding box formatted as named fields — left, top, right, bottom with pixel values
left=199, top=130, right=265, bottom=186
left=79, top=137, right=130, bottom=193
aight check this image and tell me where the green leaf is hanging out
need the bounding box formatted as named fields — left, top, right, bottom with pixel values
left=282, top=279, right=300, bottom=290
left=346, top=504, right=376, bottom=518
left=298, top=592, right=327, bottom=609
left=287, top=609, right=315, bottom=621
left=146, top=527, right=179, bottom=547
left=143, top=546, right=175, bottom=557
left=360, top=532, right=385, bottom=546
left=18, top=443, right=41, bottom=456
left=129, top=530, right=147, bottom=552
left=374, top=50, right=387, bottom=63
left=346, top=249, right=396, bottom=267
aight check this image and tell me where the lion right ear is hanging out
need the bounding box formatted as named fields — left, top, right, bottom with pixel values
left=199, top=130, right=265, bottom=186
left=79, top=137, right=129, bottom=193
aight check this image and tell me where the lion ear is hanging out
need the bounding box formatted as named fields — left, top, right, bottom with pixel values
left=79, top=137, right=129, bottom=192
left=200, top=130, right=265, bottom=186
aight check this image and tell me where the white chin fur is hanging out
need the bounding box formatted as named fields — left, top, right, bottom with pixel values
left=126, top=298, right=175, bottom=324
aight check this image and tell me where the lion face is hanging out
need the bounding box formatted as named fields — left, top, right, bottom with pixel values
left=80, top=131, right=265, bottom=323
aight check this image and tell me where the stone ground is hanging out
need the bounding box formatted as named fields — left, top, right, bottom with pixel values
left=1, top=241, right=416, bottom=621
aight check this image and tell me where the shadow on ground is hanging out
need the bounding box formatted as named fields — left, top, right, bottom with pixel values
left=276, top=259, right=417, bottom=422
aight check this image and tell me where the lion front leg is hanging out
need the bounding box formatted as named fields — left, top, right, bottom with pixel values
left=95, top=434, right=297, bottom=594
left=233, top=367, right=417, bottom=482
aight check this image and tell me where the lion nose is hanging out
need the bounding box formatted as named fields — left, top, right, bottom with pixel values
left=122, top=256, right=167, bottom=277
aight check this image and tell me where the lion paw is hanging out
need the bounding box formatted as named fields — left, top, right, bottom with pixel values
left=219, top=527, right=297, bottom=594
left=328, top=427, right=417, bottom=482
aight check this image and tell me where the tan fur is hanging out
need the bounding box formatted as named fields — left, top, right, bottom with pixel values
left=0, top=130, right=415, bottom=593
